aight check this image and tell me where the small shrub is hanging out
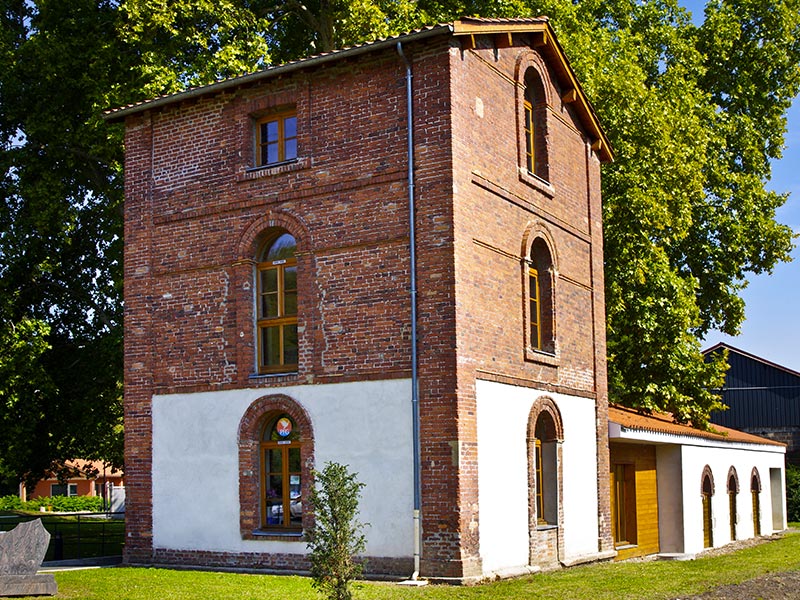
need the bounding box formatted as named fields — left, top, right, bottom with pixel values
left=0, top=495, right=23, bottom=511
left=306, top=462, right=367, bottom=600
left=787, top=463, right=800, bottom=523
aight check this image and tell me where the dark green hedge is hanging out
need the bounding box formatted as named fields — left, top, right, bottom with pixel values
left=0, top=494, right=104, bottom=512
left=787, top=464, right=800, bottom=523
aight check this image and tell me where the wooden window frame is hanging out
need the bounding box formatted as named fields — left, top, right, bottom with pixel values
left=260, top=414, right=303, bottom=532
left=529, top=265, right=542, bottom=351
left=255, top=110, right=297, bottom=168
left=256, top=234, right=298, bottom=374
left=524, top=99, right=535, bottom=175
left=535, top=438, right=545, bottom=525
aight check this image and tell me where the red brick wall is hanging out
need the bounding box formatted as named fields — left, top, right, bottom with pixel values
left=122, top=30, right=611, bottom=577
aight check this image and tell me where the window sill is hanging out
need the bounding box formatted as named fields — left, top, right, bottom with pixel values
left=615, top=543, right=637, bottom=550
left=240, top=157, right=310, bottom=181
left=250, top=529, right=304, bottom=541
left=519, top=168, right=555, bottom=198
left=249, top=372, right=300, bottom=386
left=536, top=524, right=558, bottom=531
left=525, top=348, right=559, bottom=367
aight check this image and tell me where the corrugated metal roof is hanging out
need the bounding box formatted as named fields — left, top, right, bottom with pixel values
left=608, top=404, right=785, bottom=447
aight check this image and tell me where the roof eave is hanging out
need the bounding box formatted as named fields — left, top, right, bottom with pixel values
left=104, top=25, right=453, bottom=123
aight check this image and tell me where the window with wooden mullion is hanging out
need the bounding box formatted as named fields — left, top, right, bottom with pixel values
left=261, top=415, right=303, bottom=530
left=257, top=258, right=298, bottom=373
left=535, top=438, right=545, bottom=525
left=257, top=111, right=297, bottom=167
left=529, top=266, right=541, bottom=350
left=524, top=99, right=534, bottom=174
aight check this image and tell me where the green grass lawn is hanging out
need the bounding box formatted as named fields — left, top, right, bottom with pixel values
left=31, top=529, right=800, bottom=600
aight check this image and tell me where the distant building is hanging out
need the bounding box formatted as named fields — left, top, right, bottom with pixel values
left=20, top=459, right=125, bottom=511
left=705, top=342, right=800, bottom=464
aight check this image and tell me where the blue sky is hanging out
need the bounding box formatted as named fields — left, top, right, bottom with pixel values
left=675, top=1, right=800, bottom=371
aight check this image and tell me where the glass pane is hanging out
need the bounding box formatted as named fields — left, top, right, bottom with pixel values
left=265, top=499, right=283, bottom=525
left=284, top=116, right=296, bottom=138
left=284, top=266, right=297, bottom=291
left=288, top=447, right=301, bottom=472
left=284, top=325, right=298, bottom=365
left=261, top=293, right=278, bottom=318
left=260, top=270, right=278, bottom=317
left=265, top=233, right=296, bottom=261
left=284, top=292, right=297, bottom=316
left=267, top=142, right=279, bottom=165
left=266, top=120, right=279, bottom=142
left=267, top=474, right=283, bottom=496
left=260, top=146, right=270, bottom=166
left=260, top=123, right=270, bottom=144
left=284, top=138, right=297, bottom=161
left=266, top=448, right=282, bottom=472
left=261, top=268, right=278, bottom=292
left=262, top=326, right=281, bottom=366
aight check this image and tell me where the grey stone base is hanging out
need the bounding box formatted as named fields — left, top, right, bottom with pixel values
left=0, top=573, right=58, bottom=597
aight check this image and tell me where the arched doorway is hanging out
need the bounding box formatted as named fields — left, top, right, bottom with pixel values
left=727, top=467, right=739, bottom=541
left=701, top=467, right=714, bottom=548
left=751, top=469, right=762, bottom=536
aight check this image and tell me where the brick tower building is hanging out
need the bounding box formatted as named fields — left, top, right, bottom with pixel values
left=108, top=17, right=615, bottom=581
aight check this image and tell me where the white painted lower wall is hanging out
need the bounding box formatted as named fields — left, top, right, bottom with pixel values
left=677, top=444, right=786, bottom=555
left=151, top=378, right=414, bottom=558
left=476, top=379, right=601, bottom=574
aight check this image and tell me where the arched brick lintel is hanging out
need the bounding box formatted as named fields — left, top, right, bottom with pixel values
left=238, top=394, right=315, bottom=538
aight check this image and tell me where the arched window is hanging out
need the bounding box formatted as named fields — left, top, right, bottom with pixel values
left=701, top=467, right=714, bottom=548
left=727, top=467, right=739, bottom=541
left=261, top=413, right=303, bottom=530
left=529, top=238, right=555, bottom=354
left=238, top=394, right=314, bottom=539
left=530, top=402, right=561, bottom=526
left=257, top=230, right=298, bottom=373
left=523, top=68, right=548, bottom=181
left=751, top=468, right=762, bottom=536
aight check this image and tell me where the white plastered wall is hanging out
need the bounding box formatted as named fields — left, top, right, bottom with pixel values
left=151, top=378, right=414, bottom=557
left=677, top=443, right=786, bottom=555
left=476, top=379, right=601, bottom=574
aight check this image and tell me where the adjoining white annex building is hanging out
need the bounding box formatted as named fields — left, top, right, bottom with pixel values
left=608, top=405, right=787, bottom=561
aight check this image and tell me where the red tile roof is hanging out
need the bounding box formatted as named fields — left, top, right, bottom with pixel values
left=608, top=404, right=785, bottom=447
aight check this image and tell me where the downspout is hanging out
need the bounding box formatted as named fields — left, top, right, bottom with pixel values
left=397, top=41, right=423, bottom=583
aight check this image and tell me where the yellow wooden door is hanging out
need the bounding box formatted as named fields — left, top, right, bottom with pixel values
left=703, top=493, right=713, bottom=548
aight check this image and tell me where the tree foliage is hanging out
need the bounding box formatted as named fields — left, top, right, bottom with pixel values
left=306, top=462, right=367, bottom=600
left=1, top=0, right=797, bottom=484
left=0, top=0, right=269, bottom=486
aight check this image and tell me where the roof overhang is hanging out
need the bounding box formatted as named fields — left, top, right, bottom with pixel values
left=104, top=18, right=613, bottom=161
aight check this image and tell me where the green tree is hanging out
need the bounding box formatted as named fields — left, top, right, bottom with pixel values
left=0, top=0, right=270, bottom=486
left=418, top=0, right=798, bottom=426
left=0, top=0, right=127, bottom=486
left=532, top=0, right=799, bottom=426
left=261, top=0, right=798, bottom=426
left=306, top=462, right=368, bottom=600
left=263, top=0, right=427, bottom=63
